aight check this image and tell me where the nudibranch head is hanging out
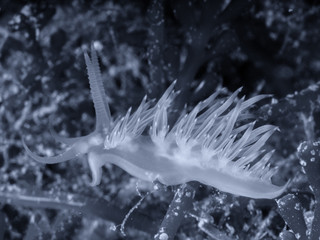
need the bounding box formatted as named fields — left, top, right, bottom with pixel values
left=24, top=46, right=287, bottom=199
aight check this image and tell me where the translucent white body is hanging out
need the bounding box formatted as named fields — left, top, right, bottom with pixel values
left=24, top=46, right=288, bottom=199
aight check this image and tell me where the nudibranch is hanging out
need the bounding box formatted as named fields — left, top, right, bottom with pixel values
left=24, top=46, right=288, bottom=199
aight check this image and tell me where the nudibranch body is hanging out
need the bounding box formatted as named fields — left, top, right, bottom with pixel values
left=24, top=46, right=288, bottom=199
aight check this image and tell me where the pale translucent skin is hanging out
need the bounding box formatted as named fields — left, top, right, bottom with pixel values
left=24, top=46, right=288, bottom=199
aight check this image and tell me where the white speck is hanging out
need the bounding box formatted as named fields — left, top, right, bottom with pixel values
left=297, top=142, right=307, bottom=153
left=67, top=194, right=73, bottom=201
left=158, top=233, right=169, bottom=240
left=303, top=210, right=314, bottom=236
left=306, top=229, right=311, bottom=237
left=110, top=224, right=117, bottom=231
left=311, top=157, right=315, bottom=162
left=299, top=160, right=307, bottom=166
left=195, top=80, right=205, bottom=93
left=93, top=41, right=103, bottom=51
left=308, top=84, right=318, bottom=91
left=311, top=150, right=315, bottom=156
left=309, top=185, right=314, bottom=192
left=226, top=223, right=235, bottom=235
left=277, top=199, right=285, bottom=206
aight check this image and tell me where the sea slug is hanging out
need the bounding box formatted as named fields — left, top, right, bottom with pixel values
left=24, top=46, right=288, bottom=199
